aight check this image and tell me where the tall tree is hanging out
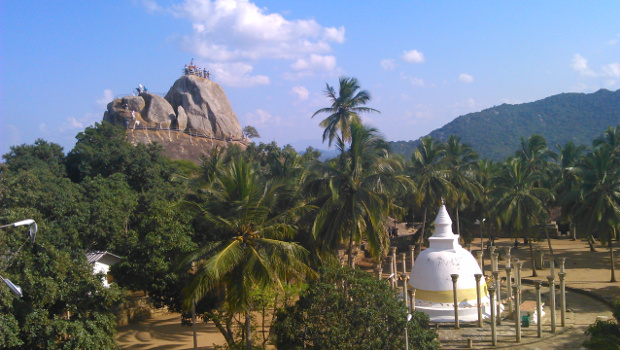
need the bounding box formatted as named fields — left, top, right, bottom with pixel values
left=304, top=123, right=408, bottom=265
left=444, top=135, right=480, bottom=237
left=492, top=157, right=553, bottom=276
left=312, top=77, right=379, bottom=146
left=571, top=146, right=620, bottom=282
left=556, top=141, right=588, bottom=240
left=180, top=159, right=314, bottom=349
left=408, top=136, right=453, bottom=254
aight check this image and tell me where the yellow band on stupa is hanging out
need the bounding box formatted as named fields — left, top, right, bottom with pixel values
left=414, top=284, right=488, bottom=304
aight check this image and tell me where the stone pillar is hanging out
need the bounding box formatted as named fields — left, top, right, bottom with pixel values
left=492, top=252, right=499, bottom=272
left=475, top=251, right=484, bottom=272
left=389, top=256, right=395, bottom=289
left=513, top=285, right=521, bottom=343
left=409, top=245, right=415, bottom=271
left=492, top=270, right=501, bottom=325
left=516, top=261, right=523, bottom=287
left=559, top=257, right=566, bottom=274
left=549, top=256, right=555, bottom=278
left=489, top=285, right=497, bottom=346
left=451, top=274, right=460, bottom=329
left=506, top=266, right=513, bottom=313
left=391, top=247, right=398, bottom=279
left=534, top=280, right=542, bottom=338
left=474, top=274, right=483, bottom=328
left=402, top=273, right=409, bottom=307
left=401, top=253, right=407, bottom=275
left=505, top=247, right=512, bottom=269
left=559, top=272, right=566, bottom=327
left=408, top=289, right=415, bottom=312
left=547, top=276, right=556, bottom=333
left=512, top=257, right=519, bottom=284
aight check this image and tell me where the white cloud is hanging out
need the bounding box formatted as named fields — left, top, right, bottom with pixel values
left=38, top=123, right=47, bottom=133
left=245, top=109, right=280, bottom=126
left=291, top=86, right=309, bottom=100
left=401, top=49, right=424, bottom=63
left=602, top=63, right=620, bottom=78
left=401, top=74, right=425, bottom=87
left=206, top=62, right=269, bottom=87
left=380, top=59, right=395, bottom=70
left=459, top=73, right=474, bottom=83
left=467, top=98, right=475, bottom=108
left=571, top=54, right=595, bottom=77
left=285, top=54, right=337, bottom=79
left=291, top=54, right=336, bottom=71
left=96, top=89, right=114, bottom=108
left=138, top=0, right=163, bottom=13
left=170, top=0, right=344, bottom=62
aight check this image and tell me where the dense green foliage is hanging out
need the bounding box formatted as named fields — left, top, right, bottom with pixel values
left=2, top=79, right=619, bottom=349
left=583, top=299, right=620, bottom=349
left=273, top=266, right=439, bottom=350
left=389, top=88, right=620, bottom=160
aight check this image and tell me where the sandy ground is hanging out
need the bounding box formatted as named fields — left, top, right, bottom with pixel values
left=116, top=236, right=619, bottom=349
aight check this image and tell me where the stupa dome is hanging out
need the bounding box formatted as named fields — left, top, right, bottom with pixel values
left=409, top=204, right=491, bottom=323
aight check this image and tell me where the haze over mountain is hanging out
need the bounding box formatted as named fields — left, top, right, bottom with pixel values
left=389, top=89, right=620, bottom=160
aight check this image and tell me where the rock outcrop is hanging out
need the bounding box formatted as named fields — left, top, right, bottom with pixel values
left=103, top=74, right=246, bottom=162
left=165, top=75, right=242, bottom=138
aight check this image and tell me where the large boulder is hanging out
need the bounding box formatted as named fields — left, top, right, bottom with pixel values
left=141, top=93, right=176, bottom=128
left=165, top=75, right=242, bottom=138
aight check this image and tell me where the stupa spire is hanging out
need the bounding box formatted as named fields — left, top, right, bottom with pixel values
left=432, top=204, right=453, bottom=238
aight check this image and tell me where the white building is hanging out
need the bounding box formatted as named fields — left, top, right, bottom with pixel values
left=409, top=204, right=491, bottom=323
left=85, top=251, right=121, bottom=288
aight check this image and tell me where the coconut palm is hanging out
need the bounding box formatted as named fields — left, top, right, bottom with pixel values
left=304, top=123, right=408, bottom=265
left=556, top=141, right=587, bottom=240
left=312, top=77, right=380, bottom=146
left=492, top=157, right=553, bottom=276
left=181, top=159, right=314, bottom=349
left=516, top=135, right=558, bottom=255
left=408, top=136, right=454, bottom=254
left=570, top=146, right=620, bottom=282
left=444, top=135, right=480, bottom=237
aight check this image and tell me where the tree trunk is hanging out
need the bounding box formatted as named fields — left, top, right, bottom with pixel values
left=529, top=241, right=538, bottom=277
left=192, top=299, right=197, bottom=350
left=246, top=308, right=252, bottom=350
left=415, top=208, right=427, bottom=257
left=544, top=223, right=554, bottom=256
left=456, top=206, right=460, bottom=236
left=610, top=240, right=617, bottom=283
left=570, top=221, right=577, bottom=241
left=348, top=231, right=355, bottom=268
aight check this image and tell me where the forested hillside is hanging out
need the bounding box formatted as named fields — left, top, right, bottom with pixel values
left=389, top=89, right=620, bottom=160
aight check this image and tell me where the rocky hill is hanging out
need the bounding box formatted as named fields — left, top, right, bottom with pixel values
left=103, top=75, right=245, bottom=162
left=389, top=89, right=620, bottom=160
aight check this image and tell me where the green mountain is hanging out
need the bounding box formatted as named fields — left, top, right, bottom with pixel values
left=389, top=89, right=620, bottom=160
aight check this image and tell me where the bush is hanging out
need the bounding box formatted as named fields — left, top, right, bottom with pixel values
left=273, top=266, right=439, bottom=350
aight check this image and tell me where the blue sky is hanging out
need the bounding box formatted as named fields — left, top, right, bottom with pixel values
left=1, top=1, right=619, bottom=156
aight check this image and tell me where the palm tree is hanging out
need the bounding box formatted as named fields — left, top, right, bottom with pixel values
left=492, top=157, right=553, bottom=277
left=444, top=135, right=480, bottom=237
left=304, top=123, right=408, bottom=265
left=556, top=141, right=587, bottom=240
left=312, top=77, right=380, bottom=146
left=181, top=159, right=314, bottom=349
left=516, top=135, right=557, bottom=255
left=408, top=136, right=454, bottom=255
left=571, top=146, right=620, bottom=282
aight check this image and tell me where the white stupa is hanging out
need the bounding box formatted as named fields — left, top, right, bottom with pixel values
left=409, top=204, right=491, bottom=323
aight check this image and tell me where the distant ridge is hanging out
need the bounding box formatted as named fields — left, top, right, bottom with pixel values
left=389, top=89, right=620, bottom=160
